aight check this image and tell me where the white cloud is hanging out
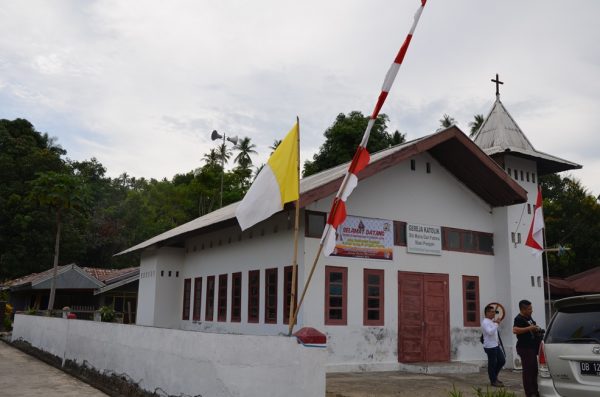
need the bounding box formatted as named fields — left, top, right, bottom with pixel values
left=0, top=0, right=598, bottom=196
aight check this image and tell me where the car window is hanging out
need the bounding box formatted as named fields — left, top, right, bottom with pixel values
left=546, top=304, right=600, bottom=344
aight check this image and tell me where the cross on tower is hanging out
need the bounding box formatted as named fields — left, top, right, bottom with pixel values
left=491, top=73, right=504, bottom=97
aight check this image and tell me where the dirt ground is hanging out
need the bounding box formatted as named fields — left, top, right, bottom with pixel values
left=327, top=368, right=525, bottom=397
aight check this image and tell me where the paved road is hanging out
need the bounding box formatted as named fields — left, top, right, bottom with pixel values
left=0, top=340, right=108, bottom=397
left=327, top=368, right=526, bottom=397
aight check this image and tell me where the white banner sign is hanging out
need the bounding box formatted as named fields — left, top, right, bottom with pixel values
left=406, top=223, right=442, bottom=255
left=331, top=215, right=394, bottom=260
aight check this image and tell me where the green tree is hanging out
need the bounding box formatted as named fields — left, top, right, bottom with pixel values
left=469, top=114, right=485, bottom=137
left=0, top=119, right=66, bottom=279
left=233, top=137, right=257, bottom=168
left=303, top=111, right=399, bottom=177
left=438, top=114, right=456, bottom=130
left=540, top=174, right=600, bottom=277
left=269, top=139, right=281, bottom=155
left=28, top=170, right=90, bottom=310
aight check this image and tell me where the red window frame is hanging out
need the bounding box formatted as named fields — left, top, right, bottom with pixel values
left=265, top=268, right=278, bottom=324
left=192, top=277, right=202, bottom=321
left=205, top=275, right=215, bottom=321
left=325, top=266, right=347, bottom=325
left=462, top=275, right=480, bottom=326
left=248, top=270, right=260, bottom=323
left=217, top=274, right=228, bottom=322
left=363, top=269, right=384, bottom=326
left=283, top=266, right=298, bottom=324
left=182, top=278, right=191, bottom=320
left=231, top=272, right=242, bottom=322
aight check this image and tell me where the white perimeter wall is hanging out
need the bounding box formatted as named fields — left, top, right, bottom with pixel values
left=12, top=314, right=325, bottom=397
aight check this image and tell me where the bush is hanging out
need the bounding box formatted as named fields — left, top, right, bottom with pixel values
left=99, top=305, right=115, bottom=322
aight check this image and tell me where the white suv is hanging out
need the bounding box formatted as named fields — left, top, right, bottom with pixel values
left=538, top=294, right=600, bottom=397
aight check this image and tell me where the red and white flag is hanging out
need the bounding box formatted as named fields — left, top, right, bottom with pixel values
left=321, top=0, right=427, bottom=255
left=525, top=186, right=545, bottom=255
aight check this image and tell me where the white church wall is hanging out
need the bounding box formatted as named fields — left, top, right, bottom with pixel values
left=137, top=251, right=158, bottom=326
left=497, top=155, right=546, bottom=369
left=179, top=212, right=306, bottom=336
left=12, top=314, right=325, bottom=397
left=304, top=153, right=498, bottom=370
left=152, top=247, right=185, bottom=329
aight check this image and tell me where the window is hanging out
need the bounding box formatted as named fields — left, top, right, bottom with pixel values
left=284, top=266, right=298, bottom=325
left=531, top=276, right=535, bottom=287
left=520, top=170, right=524, bottom=181
left=325, top=266, right=347, bottom=325
left=442, top=227, right=494, bottom=255
left=532, top=173, right=536, bottom=183
left=182, top=278, right=191, bottom=320
left=517, top=233, right=522, bottom=244
left=511, top=232, right=516, bottom=244
left=514, top=169, right=518, bottom=179
left=393, top=221, right=407, bottom=246
left=218, top=274, right=228, bottom=322
left=507, top=167, right=511, bottom=176
left=231, top=272, right=242, bottom=322
left=265, top=268, right=278, bottom=324
left=248, top=270, right=260, bottom=323
left=462, top=276, right=480, bottom=326
left=527, top=203, right=531, bottom=214
left=205, top=275, right=215, bottom=321
left=305, top=211, right=326, bottom=238
left=192, top=277, right=202, bottom=321
left=410, top=159, right=416, bottom=170
left=526, top=172, right=530, bottom=182
left=426, top=162, right=431, bottom=173
left=364, top=269, right=384, bottom=326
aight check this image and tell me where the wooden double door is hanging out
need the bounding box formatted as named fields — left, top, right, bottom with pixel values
left=398, top=271, right=449, bottom=363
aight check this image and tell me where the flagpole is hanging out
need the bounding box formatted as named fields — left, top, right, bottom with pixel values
left=287, top=117, right=301, bottom=335
left=289, top=0, right=427, bottom=331
left=543, top=226, right=552, bottom=321
left=289, top=243, right=325, bottom=331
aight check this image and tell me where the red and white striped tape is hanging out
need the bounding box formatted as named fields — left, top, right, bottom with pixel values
left=321, top=0, right=428, bottom=255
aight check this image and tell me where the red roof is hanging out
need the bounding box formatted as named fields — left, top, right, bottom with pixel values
left=565, top=266, right=600, bottom=293
left=2, top=264, right=139, bottom=288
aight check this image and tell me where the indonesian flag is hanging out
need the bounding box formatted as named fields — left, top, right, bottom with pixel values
left=525, top=186, right=545, bottom=255
left=236, top=122, right=299, bottom=231
left=321, top=0, right=427, bottom=256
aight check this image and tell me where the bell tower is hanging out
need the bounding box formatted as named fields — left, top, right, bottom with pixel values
left=472, top=75, right=581, bottom=368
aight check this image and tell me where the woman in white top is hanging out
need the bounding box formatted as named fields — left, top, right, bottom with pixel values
left=481, top=304, right=506, bottom=387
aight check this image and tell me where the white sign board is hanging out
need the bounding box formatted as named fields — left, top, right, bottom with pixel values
left=332, top=215, right=394, bottom=260
left=406, top=223, right=442, bottom=255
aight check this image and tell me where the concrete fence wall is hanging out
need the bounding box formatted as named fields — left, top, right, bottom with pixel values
left=12, top=314, right=326, bottom=397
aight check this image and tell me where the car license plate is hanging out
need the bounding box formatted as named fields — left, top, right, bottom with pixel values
left=580, top=361, right=600, bottom=376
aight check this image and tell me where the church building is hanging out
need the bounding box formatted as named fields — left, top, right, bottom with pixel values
left=120, top=82, right=581, bottom=371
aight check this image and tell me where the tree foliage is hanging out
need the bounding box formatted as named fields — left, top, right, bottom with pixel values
left=1, top=116, right=597, bottom=284
left=303, top=111, right=405, bottom=177
left=540, top=174, right=600, bottom=277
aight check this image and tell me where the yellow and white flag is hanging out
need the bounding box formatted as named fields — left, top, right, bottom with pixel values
left=235, top=122, right=299, bottom=231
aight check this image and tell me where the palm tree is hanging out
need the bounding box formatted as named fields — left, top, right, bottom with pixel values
left=469, top=114, right=485, bottom=137
left=217, top=143, right=232, bottom=168
left=28, top=170, right=90, bottom=311
left=438, top=114, right=456, bottom=130
left=202, top=148, right=220, bottom=168
left=269, top=139, right=282, bottom=155
left=233, top=137, right=257, bottom=168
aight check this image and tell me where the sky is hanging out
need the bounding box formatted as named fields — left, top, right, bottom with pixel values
left=1, top=1, right=599, bottom=197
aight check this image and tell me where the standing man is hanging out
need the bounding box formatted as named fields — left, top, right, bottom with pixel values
left=482, top=304, right=506, bottom=387
left=513, top=299, right=541, bottom=397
